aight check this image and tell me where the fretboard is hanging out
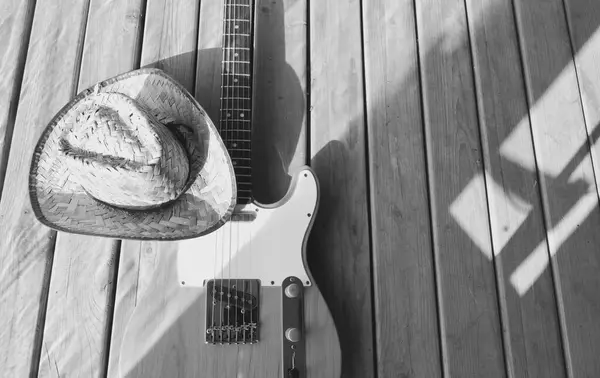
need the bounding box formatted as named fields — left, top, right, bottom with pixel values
left=220, top=0, right=254, bottom=204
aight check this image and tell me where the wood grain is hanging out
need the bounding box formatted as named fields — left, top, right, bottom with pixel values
left=38, top=236, right=120, bottom=377
left=141, top=0, right=199, bottom=94
left=307, top=0, right=375, bottom=377
left=37, top=1, right=145, bottom=376
left=415, top=0, right=506, bottom=376
left=565, top=0, right=600, bottom=183
left=514, top=0, right=600, bottom=375
left=252, top=0, right=308, bottom=203
left=362, top=0, right=441, bottom=377
left=0, top=0, right=36, bottom=198
left=0, top=0, right=89, bottom=375
left=465, top=0, right=566, bottom=376
left=107, top=0, right=201, bottom=375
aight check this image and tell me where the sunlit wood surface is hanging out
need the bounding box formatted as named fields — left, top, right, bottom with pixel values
left=1, top=0, right=600, bottom=376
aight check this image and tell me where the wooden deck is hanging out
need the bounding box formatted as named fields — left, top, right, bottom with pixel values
left=2, top=0, right=600, bottom=376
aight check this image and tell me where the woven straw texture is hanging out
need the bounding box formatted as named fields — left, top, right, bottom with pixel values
left=29, top=68, right=236, bottom=240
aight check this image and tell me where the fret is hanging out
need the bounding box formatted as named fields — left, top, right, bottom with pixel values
left=221, top=96, right=251, bottom=104
left=224, top=19, right=250, bottom=22
left=219, top=130, right=252, bottom=134
left=220, top=133, right=252, bottom=138
left=220, top=108, right=251, bottom=113
left=223, top=33, right=252, bottom=38
left=232, top=162, right=251, bottom=168
left=233, top=165, right=252, bottom=171
left=223, top=28, right=252, bottom=36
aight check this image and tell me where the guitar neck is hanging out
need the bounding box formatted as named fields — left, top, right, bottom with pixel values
left=220, top=0, right=254, bottom=204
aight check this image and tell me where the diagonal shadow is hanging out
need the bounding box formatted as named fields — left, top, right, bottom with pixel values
left=108, top=0, right=600, bottom=377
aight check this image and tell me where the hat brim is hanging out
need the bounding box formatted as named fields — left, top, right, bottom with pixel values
left=29, top=68, right=237, bottom=240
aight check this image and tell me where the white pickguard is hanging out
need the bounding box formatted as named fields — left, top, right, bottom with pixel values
left=177, top=166, right=318, bottom=287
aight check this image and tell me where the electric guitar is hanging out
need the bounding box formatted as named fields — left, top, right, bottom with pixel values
left=117, top=0, right=341, bottom=377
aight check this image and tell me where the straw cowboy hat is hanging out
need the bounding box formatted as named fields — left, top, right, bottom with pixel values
left=29, top=68, right=236, bottom=240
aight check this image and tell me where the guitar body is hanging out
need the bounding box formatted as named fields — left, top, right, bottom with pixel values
left=118, top=167, right=341, bottom=378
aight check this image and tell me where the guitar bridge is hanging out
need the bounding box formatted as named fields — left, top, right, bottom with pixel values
left=205, top=279, right=260, bottom=344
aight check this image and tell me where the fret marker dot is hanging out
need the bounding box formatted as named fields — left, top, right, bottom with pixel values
left=234, top=78, right=238, bottom=83
left=233, top=160, right=237, bottom=165
left=235, top=25, right=239, bottom=29
left=234, top=53, right=239, bottom=57
left=232, top=143, right=238, bottom=147
left=240, top=113, right=245, bottom=118
left=227, top=113, right=231, bottom=117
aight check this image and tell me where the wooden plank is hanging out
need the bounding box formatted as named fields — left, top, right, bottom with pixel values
left=513, top=0, right=600, bottom=375
left=107, top=0, right=201, bottom=376
left=464, top=0, right=566, bottom=376
left=0, top=0, right=36, bottom=198
left=252, top=0, right=308, bottom=203
left=37, top=1, right=145, bottom=376
left=565, top=0, right=600, bottom=173
left=361, top=0, right=441, bottom=377
left=415, top=0, right=506, bottom=376
left=38, top=237, right=120, bottom=377
left=308, top=0, right=375, bottom=377
left=0, top=0, right=90, bottom=375
left=140, top=0, right=199, bottom=93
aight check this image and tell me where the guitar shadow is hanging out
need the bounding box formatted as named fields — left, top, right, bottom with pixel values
left=109, top=0, right=347, bottom=376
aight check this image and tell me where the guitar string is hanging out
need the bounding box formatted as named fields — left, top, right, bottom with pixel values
left=212, top=0, right=229, bottom=345
left=220, top=0, right=230, bottom=345
left=247, top=0, right=254, bottom=344
left=233, top=0, right=239, bottom=344
left=229, top=0, right=237, bottom=344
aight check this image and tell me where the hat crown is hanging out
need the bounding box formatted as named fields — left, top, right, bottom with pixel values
left=59, top=92, right=190, bottom=210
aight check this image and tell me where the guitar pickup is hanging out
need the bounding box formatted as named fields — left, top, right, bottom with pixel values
left=205, top=279, right=260, bottom=344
